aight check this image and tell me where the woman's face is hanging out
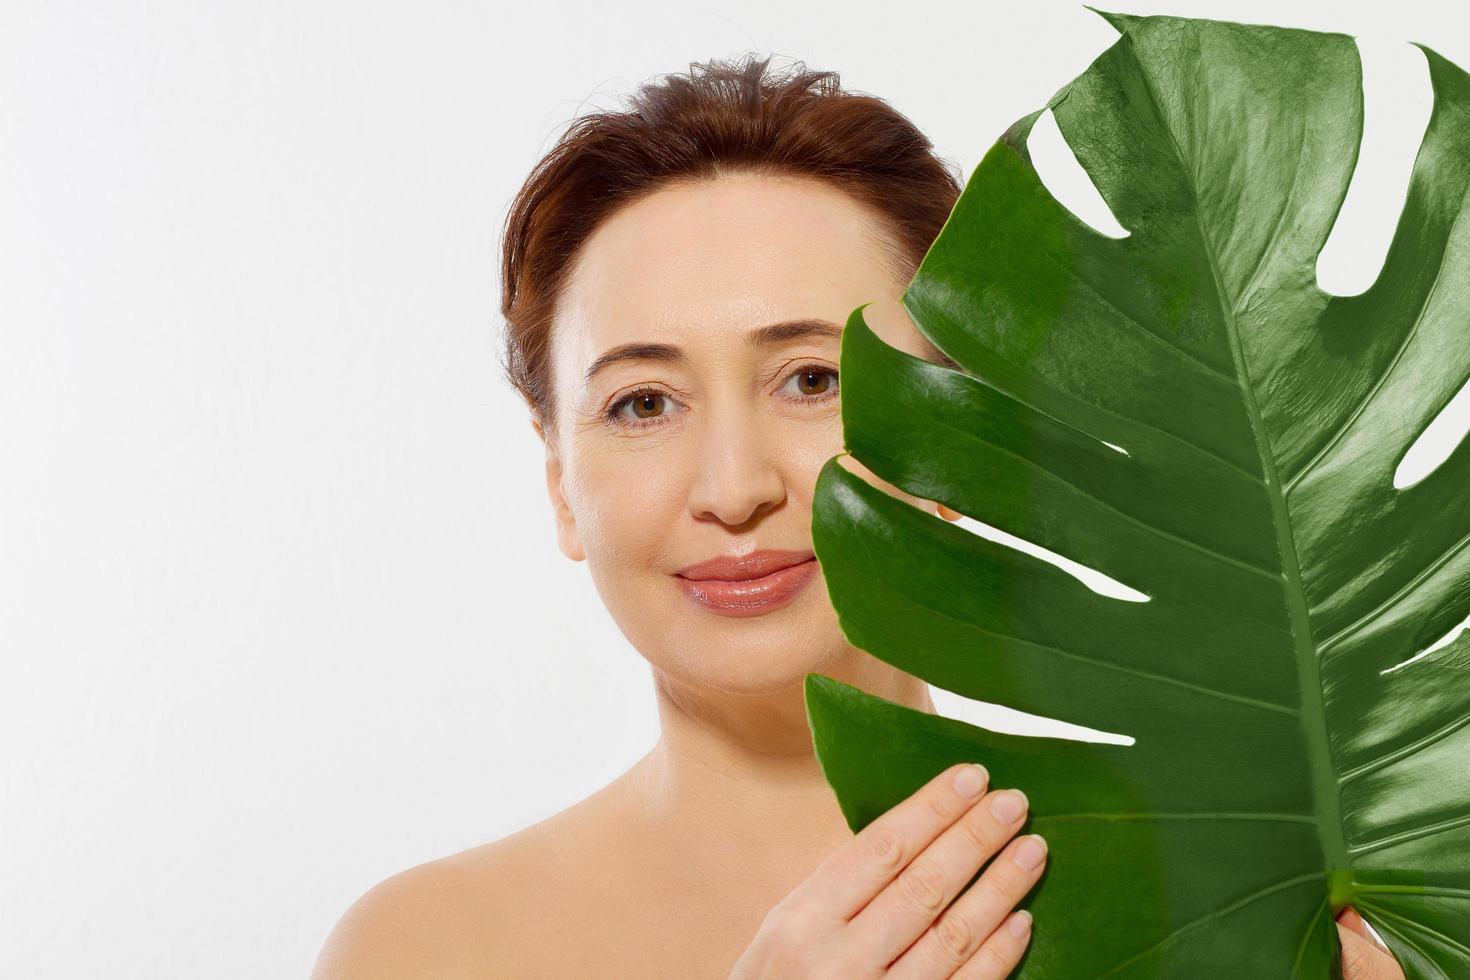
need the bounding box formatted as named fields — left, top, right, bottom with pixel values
left=536, top=172, right=957, bottom=696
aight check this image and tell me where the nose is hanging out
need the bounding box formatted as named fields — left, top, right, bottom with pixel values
left=686, top=397, right=787, bottom=528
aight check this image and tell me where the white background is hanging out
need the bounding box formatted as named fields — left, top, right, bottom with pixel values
left=3, top=0, right=1468, bottom=975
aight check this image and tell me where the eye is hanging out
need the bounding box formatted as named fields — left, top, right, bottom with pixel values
left=602, top=364, right=839, bottom=432
left=605, top=389, right=682, bottom=429
left=780, top=363, right=839, bottom=401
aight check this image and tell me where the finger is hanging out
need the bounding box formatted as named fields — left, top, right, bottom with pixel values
left=1337, top=921, right=1401, bottom=980
left=1337, top=906, right=1390, bottom=954
left=885, top=832, right=1046, bottom=980
left=845, top=786, right=1031, bottom=966
left=796, top=763, right=992, bottom=921
left=952, top=909, right=1033, bottom=980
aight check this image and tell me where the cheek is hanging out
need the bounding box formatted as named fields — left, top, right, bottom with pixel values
left=563, top=439, right=687, bottom=565
left=773, top=410, right=845, bottom=488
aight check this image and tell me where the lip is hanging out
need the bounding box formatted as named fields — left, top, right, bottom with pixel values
left=674, top=549, right=818, bottom=618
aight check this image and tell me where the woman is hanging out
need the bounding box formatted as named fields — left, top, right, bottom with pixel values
left=312, top=56, right=1404, bottom=979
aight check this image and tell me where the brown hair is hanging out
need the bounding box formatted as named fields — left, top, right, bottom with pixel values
left=498, top=53, right=963, bottom=437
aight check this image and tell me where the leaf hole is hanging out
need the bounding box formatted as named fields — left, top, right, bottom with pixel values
left=1392, top=372, right=1470, bottom=490
left=1379, top=612, right=1470, bottom=675
left=1028, top=107, right=1130, bottom=240
left=930, top=686, right=1136, bottom=746
left=1315, top=38, right=1432, bottom=298
left=942, top=510, right=1150, bottom=603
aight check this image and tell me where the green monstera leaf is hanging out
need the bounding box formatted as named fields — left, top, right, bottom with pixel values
left=804, top=7, right=1470, bottom=977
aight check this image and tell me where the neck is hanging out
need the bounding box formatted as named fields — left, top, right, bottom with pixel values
left=627, top=650, right=935, bottom=865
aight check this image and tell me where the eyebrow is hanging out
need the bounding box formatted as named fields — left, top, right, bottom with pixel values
left=582, top=318, right=843, bottom=384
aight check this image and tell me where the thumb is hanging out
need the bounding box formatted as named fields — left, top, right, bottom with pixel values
left=1337, top=921, right=1400, bottom=980
left=1338, top=906, right=1389, bottom=953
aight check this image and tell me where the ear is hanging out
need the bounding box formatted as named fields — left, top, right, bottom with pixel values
left=531, top=415, right=585, bottom=562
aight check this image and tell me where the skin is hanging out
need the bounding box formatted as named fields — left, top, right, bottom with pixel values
left=311, top=173, right=1405, bottom=979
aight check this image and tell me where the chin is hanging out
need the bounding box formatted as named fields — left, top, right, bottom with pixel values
left=666, top=604, right=858, bottom=697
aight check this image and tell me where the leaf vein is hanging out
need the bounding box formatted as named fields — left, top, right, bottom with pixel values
left=1068, top=267, right=1240, bottom=385
left=1339, top=710, right=1470, bottom=785
left=1358, top=899, right=1470, bottom=961
left=1289, top=897, right=1328, bottom=979
left=1234, top=116, right=1309, bottom=314
left=919, top=399, right=1282, bottom=584
left=876, top=578, right=1300, bottom=718
left=1359, top=916, right=1452, bottom=980
left=1349, top=807, right=1470, bottom=857
left=1354, top=885, right=1470, bottom=901
left=1318, top=524, right=1470, bottom=658
left=1095, top=871, right=1326, bottom=977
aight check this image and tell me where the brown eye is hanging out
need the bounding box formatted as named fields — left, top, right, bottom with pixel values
left=630, top=392, right=664, bottom=418
left=798, top=369, right=828, bottom=395
left=606, top=389, right=680, bottom=428
left=783, top=365, right=839, bottom=400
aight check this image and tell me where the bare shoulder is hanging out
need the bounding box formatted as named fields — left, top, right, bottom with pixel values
left=311, top=776, right=640, bottom=979
left=309, top=847, right=499, bottom=979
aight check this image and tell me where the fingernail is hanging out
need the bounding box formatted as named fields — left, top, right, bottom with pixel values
left=1008, top=909, right=1033, bottom=938
left=953, top=764, right=988, bottom=798
left=1012, top=834, right=1047, bottom=870
left=990, top=789, right=1028, bottom=823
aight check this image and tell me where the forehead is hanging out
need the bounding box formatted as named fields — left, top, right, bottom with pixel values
left=552, top=173, right=899, bottom=373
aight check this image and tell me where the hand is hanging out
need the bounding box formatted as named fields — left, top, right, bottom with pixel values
left=1337, top=905, right=1406, bottom=979
left=729, top=762, right=1043, bottom=979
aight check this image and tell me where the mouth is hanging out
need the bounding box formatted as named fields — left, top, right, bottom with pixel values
left=673, top=551, right=819, bottom=618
